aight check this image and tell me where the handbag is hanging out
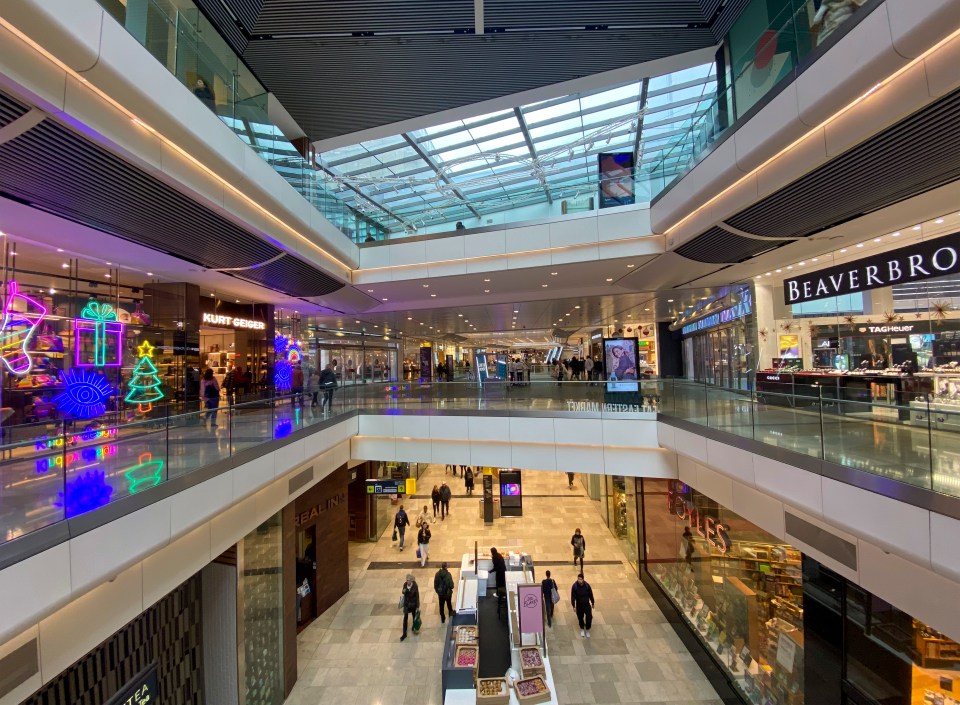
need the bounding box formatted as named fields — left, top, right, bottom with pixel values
left=412, top=609, right=422, bottom=633
left=392, top=528, right=398, bottom=542
left=398, top=595, right=404, bottom=609
left=551, top=586, right=560, bottom=604
left=416, top=547, right=422, bottom=558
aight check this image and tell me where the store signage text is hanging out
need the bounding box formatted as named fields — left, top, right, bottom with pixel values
left=35, top=427, right=118, bottom=451
left=365, top=478, right=416, bottom=496
left=667, top=486, right=730, bottom=553
left=294, top=492, right=347, bottom=526
left=201, top=312, right=266, bottom=330
left=36, top=444, right=118, bottom=473
left=682, top=291, right=753, bottom=336
left=862, top=325, right=915, bottom=334
left=565, top=401, right=643, bottom=413
left=105, top=665, right=157, bottom=705
left=784, top=231, right=960, bottom=304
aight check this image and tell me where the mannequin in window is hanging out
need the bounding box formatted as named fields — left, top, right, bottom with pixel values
left=812, top=0, right=865, bottom=46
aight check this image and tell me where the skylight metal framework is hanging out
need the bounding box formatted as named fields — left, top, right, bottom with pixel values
left=317, top=61, right=717, bottom=232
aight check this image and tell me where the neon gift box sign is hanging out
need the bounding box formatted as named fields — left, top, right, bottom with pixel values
left=76, top=300, right=124, bottom=367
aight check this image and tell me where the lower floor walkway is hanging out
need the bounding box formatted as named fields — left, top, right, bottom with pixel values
left=284, top=464, right=723, bottom=705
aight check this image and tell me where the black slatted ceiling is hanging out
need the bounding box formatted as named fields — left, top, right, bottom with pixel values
left=726, top=84, right=960, bottom=239
left=484, top=0, right=709, bottom=28
left=253, top=0, right=473, bottom=34
left=194, top=0, right=249, bottom=54
left=0, top=104, right=343, bottom=298
left=675, top=226, right=790, bottom=263
left=710, top=0, right=752, bottom=39
left=0, top=92, right=29, bottom=129
left=246, top=28, right=716, bottom=140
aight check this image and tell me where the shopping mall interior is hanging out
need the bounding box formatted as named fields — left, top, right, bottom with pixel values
left=2, top=1, right=960, bottom=704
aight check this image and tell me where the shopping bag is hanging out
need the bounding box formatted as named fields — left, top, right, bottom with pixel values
left=551, top=587, right=560, bottom=604
left=412, top=609, right=422, bottom=633
left=416, top=547, right=422, bottom=558
left=392, top=528, right=398, bottom=542
left=398, top=594, right=405, bottom=609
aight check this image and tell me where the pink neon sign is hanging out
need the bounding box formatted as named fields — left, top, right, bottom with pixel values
left=0, top=281, right=48, bottom=376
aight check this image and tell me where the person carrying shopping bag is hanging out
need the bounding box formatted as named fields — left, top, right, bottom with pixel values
left=417, top=522, right=431, bottom=567
left=400, top=574, right=420, bottom=641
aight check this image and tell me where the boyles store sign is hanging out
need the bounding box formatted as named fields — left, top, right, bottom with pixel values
left=784, top=231, right=960, bottom=304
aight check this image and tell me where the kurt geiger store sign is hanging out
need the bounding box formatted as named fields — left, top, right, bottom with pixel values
left=784, top=232, right=960, bottom=305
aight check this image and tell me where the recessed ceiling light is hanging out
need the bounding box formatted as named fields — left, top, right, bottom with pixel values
left=856, top=243, right=864, bottom=248
left=575, top=305, right=580, bottom=309
left=61, top=263, right=69, bottom=269
left=936, top=218, right=945, bottom=224
left=106, top=262, right=112, bottom=265
left=355, top=320, right=361, bottom=323
left=147, top=272, right=153, bottom=276
left=56, top=248, right=63, bottom=253
left=420, top=322, right=424, bottom=325
left=551, top=272, right=558, bottom=276
left=210, top=293, right=215, bottom=296
left=775, top=269, right=782, bottom=273
left=913, top=225, right=921, bottom=231
left=235, top=299, right=240, bottom=303
left=667, top=299, right=674, bottom=302
left=431, top=293, right=437, bottom=297
left=873, top=238, right=881, bottom=243
left=382, top=298, right=388, bottom=301
left=422, top=284, right=429, bottom=288
left=799, top=261, right=806, bottom=266
left=644, top=308, right=650, bottom=311
left=811, top=258, right=818, bottom=262
left=483, top=278, right=491, bottom=282
left=841, top=248, right=847, bottom=253
left=458, top=313, right=463, bottom=317
left=368, top=289, right=374, bottom=293
left=627, top=264, right=635, bottom=268
left=605, top=278, right=613, bottom=282
left=627, top=314, right=632, bottom=318
left=49, top=288, right=56, bottom=294
left=513, top=310, right=519, bottom=313
left=408, top=317, right=413, bottom=320
left=892, top=232, right=900, bottom=237
left=542, top=284, right=548, bottom=288
left=786, top=266, right=793, bottom=270
left=105, top=274, right=111, bottom=278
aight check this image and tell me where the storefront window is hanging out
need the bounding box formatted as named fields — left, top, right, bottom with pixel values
left=604, top=476, right=640, bottom=574
left=644, top=479, right=804, bottom=705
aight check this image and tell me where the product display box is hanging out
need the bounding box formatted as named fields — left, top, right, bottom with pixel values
left=476, top=677, right=509, bottom=705
left=514, top=675, right=551, bottom=704
left=519, top=646, right=545, bottom=677
left=456, top=625, right=479, bottom=646
left=455, top=645, right=478, bottom=671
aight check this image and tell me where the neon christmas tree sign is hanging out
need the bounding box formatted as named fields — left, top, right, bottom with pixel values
left=0, top=281, right=48, bottom=375
left=125, top=340, right=165, bottom=412
left=125, top=452, right=164, bottom=494
left=76, top=299, right=124, bottom=367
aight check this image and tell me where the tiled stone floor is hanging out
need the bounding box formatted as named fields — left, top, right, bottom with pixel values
left=284, top=464, right=724, bottom=705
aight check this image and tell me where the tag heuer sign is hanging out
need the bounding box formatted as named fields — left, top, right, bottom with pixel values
left=783, top=232, right=960, bottom=305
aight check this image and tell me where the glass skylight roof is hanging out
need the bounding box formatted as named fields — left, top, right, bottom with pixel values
left=318, top=61, right=717, bottom=234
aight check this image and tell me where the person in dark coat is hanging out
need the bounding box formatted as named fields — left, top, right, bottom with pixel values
left=400, top=574, right=420, bottom=641
left=541, top=569, right=558, bottom=627
left=318, top=362, right=338, bottom=412
left=439, top=482, right=452, bottom=519
left=434, top=562, right=456, bottom=623
left=193, top=77, right=216, bottom=112
left=464, top=467, right=475, bottom=496
left=490, top=547, right=507, bottom=594
left=431, top=485, right=441, bottom=519
left=395, top=505, right=410, bottom=551
left=571, top=573, right=595, bottom=638
left=571, top=527, right=586, bottom=572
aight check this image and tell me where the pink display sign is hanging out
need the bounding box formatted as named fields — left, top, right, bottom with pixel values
left=517, top=584, right=544, bottom=634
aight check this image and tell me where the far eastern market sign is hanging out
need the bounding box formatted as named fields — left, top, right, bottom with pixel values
left=784, top=232, right=960, bottom=305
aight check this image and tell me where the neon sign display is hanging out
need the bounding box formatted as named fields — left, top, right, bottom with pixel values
left=125, top=340, right=165, bottom=412
left=201, top=312, right=266, bottom=330
left=125, top=452, right=164, bottom=494
left=53, top=369, right=114, bottom=418
left=36, top=444, right=118, bottom=474
left=0, top=281, right=48, bottom=375
left=667, top=483, right=731, bottom=553
left=35, top=426, right=118, bottom=451
left=76, top=299, right=124, bottom=367
left=55, top=469, right=113, bottom=518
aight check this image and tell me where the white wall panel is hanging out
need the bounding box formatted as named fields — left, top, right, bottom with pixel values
left=753, top=129, right=826, bottom=202
left=359, top=414, right=395, bottom=437
left=553, top=418, right=603, bottom=446
left=752, top=455, right=823, bottom=517
left=550, top=217, right=598, bottom=247
left=821, top=477, right=932, bottom=567
left=141, top=525, right=211, bottom=609
left=510, top=443, right=558, bottom=472
left=430, top=415, right=471, bottom=441
left=464, top=231, right=507, bottom=258
left=677, top=454, right=697, bottom=487
left=604, top=448, right=678, bottom=477
left=654, top=138, right=738, bottom=236
left=733, top=84, right=803, bottom=174
left=705, top=439, right=756, bottom=486
left=394, top=438, right=433, bottom=463
left=38, top=563, right=143, bottom=679
left=555, top=445, right=605, bottom=474
left=233, top=455, right=276, bottom=499
left=430, top=439, right=472, bottom=465
left=550, top=244, right=598, bottom=264
left=694, top=463, right=734, bottom=508
left=921, top=29, right=960, bottom=97
left=467, top=416, right=511, bottom=442
left=272, top=439, right=306, bottom=477
left=507, top=250, right=553, bottom=269
left=4, top=0, right=102, bottom=71
left=602, top=418, right=658, bottom=448
left=886, top=0, right=960, bottom=59
left=391, top=415, right=425, bottom=439
left=389, top=240, right=428, bottom=267
left=657, top=422, right=676, bottom=450
left=69, top=499, right=170, bottom=596
left=596, top=208, right=646, bottom=241
left=670, top=427, right=708, bottom=462
left=510, top=417, right=556, bottom=445
left=730, top=483, right=786, bottom=541
left=209, top=494, right=259, bottom=557
left=429, top=260, right=468, bottom=277
left=350, top=436, right=397, bottom=461
left=0, top=544, right=71, bottom=646
left=357, top=245, right=391, bottom=270
left=507, top=224, right=551, bottom=252
left=930, top=512, right=960, bottom=582
left=170, top=472, right=233, bottom=536
left=470, top=441, right=513, bottom=468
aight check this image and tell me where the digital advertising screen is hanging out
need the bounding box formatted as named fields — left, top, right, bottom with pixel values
left=603, top=337, right=640, bottom=392
left=499, top=469, right=522, bottom=516
left=597, top=152, right=635, bottom=208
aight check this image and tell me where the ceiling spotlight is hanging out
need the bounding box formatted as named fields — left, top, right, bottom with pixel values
left=56, top=248, right=63, bottom=253
left=575, top=305, right=580, bottom=309
left=458, top=313, right=463, bottom=317
left=408, top=317, right=413, bottom=320
left=892, top=232, right=900, bottom=237
left=49, top=288, right=56, bottom=294
left=913, top=225, right=921, bottom=231
left=420, top=322, right=424, bottom=325
left=483, top=278, right=491, bottom=282
left=550, top=272, right=558, bottom=276
left=936, top=218, right=945, bottom=224
left=786, top=266, right=793, bottom=270
left=422, top=284, right=429, bottom=288
left=61, top=263, right=69, bottom=269
left=775, top=269, right=782, bottom=273
left=627, top=264, right=635, bottom=268
left=606, top=278, right=614, bottom=282
left=368, top=289, right=374, bottom=293
left=147, top=272, right=153, bottom=276
left=106, top=262, right=112, bottom=265
left=382, top=298, right=388, bottom=301
left=811, top=258, right=818, bottom=262
left=841, top=248, right=847, bottom=253
left=513, top=310, right=519, bottom=313
left=644, top=308, right=650, bottom=311
left=856, top=243, right=864, bottom=248
left=235, top=299, right=240, bottom=303
left=542, top=284, right=548, bottom=288
left=799, top=261, right=806, bottom=266
left=105, top=274, right=111, bottom=278
left=873, top=238, right=881, bottom=242
left=431, top=293, right=437, bottom=297
left=667, top=299, right=674, bottom=302
left=483, top=290, right=490, bottom=293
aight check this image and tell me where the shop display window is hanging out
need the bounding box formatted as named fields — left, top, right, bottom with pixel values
left=644, top=479, right=804, bottom=705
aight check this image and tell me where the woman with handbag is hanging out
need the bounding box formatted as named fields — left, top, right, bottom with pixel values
left=417, top=522, right=431, bottom=567
left=400, top=574, right=420, bottom=641
left=541, top=570, right=559, bottom=627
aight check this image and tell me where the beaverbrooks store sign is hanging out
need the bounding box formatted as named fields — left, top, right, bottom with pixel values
left=784, top=232, right=960, bottom=304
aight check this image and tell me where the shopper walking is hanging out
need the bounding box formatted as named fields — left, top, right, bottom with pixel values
left=400, top=574, right=420, bottom=641
left=416, top=504, right=431, bottom=529
left=571, top=527, right=586, bottom=572
left=570, top=573, right=595, bottom=638
left=439, top=481, right=452, bottom=519
left=541, top=570, right=559, bottom=627
left=464, top=467, right=475, bottom=496
left=434, top=562, right=456, bottom=623
left=490, top=547, right=507, bottom=595
left=431, top=485, right=441, bottom=519
left=394, top=505, right=410, bottom=551
left=417, top=522, right=431, bottom=567
left=200, top=368, right=220, bottom=427
left=291, top=364, right=305, bottom=405
left=555, top=359, right=565, bottom=386
left=567, top=472, right=576, bottom=489
left=584, top=356, right=594, bottom=384
left=307, top=367, right=320, bottom=407
left=682, top=526, right=696, bottom=571
left=318, top=362, right=337, bottom=412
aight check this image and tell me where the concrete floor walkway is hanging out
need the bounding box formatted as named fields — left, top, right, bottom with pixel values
left=284, top=464, right=723, bottom=705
